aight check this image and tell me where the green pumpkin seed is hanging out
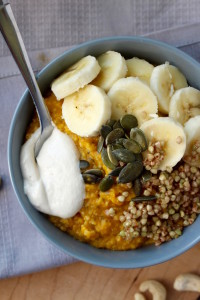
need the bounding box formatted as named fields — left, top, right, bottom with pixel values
left=133, top=179, right=142, bottom=196
left=118, top=161, right=143, bottom=183
left=99, top=176, right=114, bottom=192
left=123, top=139, right=142, bottom=154
left=107, top=145, right=118, bottom=166
left=82, top=173, right=101, bottom=184
left=108, top=166, right=124, bottom=177
left=106, top=119, right=116, bottom=128
left=101, top=147, right=116, bottom=170
left=120, top=114, right=138, bottom=130
left=130, top=128, right=148, bottom=151
left=100, top=125, right=112, bottom=139
left=97, top=136, right=104, bottom=153
left=112, top=149, right=135, bottom=163
left=113, top=120, right=123, bottom=129
left=141, top=170, right=152, bottom=182
left=131, top=195, right=157, bottom=202
left=79, top=160, right=90, bottom=170
left=135, top=153, right=143, bottom=162
left=84, top=169, right=104, bottom=177
left=106, top=128, right=124, bottom=145
left=111, top=143, right=124, bottom=150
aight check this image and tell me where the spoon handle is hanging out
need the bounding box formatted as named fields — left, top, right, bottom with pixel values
left=0, top=3, right=51, bottom=129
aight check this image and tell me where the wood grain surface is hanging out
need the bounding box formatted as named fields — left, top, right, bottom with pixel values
left=0, top=243, right=199, bottom=300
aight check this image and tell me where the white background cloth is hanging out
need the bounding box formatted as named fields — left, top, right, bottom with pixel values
left=0, top=0, right=200, bottom=278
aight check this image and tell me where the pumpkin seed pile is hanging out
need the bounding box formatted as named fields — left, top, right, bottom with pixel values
left=79, top=114, right=155, bottom=198
left=97, top=114, right=151, bottom=194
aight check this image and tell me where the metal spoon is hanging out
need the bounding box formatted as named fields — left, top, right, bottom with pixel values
left=0, top=2, right=54, bottom=157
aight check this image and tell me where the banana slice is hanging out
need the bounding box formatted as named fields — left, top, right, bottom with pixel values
left=108, top=77, right=158, bottom=126
left=169, top=87, right=200, bottom=125
left=62, top=84, right=111, bottom=137
left=183, top=116, right=200, bottom=167
left=140, top=117, right=186, bottom=171
left=92, top=51, right=127, bottom=92
left=150, top=63, right=188, bottom=114
left=126, top=57, right=154, bottom=85
left=51, top=56, right=101, bottom=100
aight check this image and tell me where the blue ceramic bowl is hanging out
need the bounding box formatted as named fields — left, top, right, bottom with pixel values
left=8, top=36, right=200, bottom=268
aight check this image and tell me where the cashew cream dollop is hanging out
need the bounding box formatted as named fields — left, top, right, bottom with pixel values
left=20, top=127, right=85, bottom=218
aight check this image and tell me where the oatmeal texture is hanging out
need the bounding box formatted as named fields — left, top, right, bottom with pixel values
left=26, top=92, right=200, bottom=250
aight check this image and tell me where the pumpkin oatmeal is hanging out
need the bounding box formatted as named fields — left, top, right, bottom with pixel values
left=22, top=53, right=200, bottom=250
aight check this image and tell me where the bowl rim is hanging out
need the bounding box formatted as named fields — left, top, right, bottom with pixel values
left=7, top=35, right=200, bottom=268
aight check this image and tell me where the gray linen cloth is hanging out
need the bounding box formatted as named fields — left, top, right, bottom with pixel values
left=0, top=0, right=200, bottom=278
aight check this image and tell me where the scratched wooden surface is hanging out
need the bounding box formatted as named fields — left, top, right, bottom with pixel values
left=0, top=243, right=199, bottom=300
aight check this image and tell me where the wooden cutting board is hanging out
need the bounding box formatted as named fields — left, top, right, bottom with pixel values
left=0, top=243, right=199, bottom=300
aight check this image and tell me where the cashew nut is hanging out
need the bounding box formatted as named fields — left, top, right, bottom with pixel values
left=139, top=280, right=167, bottom=300
left=174, top=273, right=200, bottom=292
left=134, top=292, right=146, bottom=300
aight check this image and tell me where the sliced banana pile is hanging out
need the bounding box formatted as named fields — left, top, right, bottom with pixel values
left=51, top=50, right=200, bottom=170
